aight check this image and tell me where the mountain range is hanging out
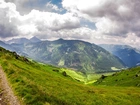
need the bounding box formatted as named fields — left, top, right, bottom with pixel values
left=12, top=39, right=124, bottom=73
left=2, top=37, right=140, bottom=72
left=0, top=40, right=15, bottom=51
left=4, top=37, right=140, bottom=72
left=1, top=38, right=124, bottom=73
left=5, top=36, right=41, bottom=44
left=100, top=44, right=140, bottom=67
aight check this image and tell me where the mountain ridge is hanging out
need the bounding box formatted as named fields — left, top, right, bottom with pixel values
left=10, top=39, right=125, bottom=73
left=100, top=44, right=140, bottom=67
left=5, top=36, right=41, bottom=44
left=0, top=40, right=15, bottom=51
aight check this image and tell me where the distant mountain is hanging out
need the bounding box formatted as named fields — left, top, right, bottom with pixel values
left=0, top=40, right=15, bottom=51
left=29, top=36, right=41, bottom=43
left=6, top=37, right=41, bottom=44
left=99, top=44, right=140, bottom=67
left=6, top=38, right=30, bottom=44
left=11, top=39, right=124, bottom=73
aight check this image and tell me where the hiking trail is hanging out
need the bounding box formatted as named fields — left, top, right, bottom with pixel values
left=0, top=66, right=20, bottom=105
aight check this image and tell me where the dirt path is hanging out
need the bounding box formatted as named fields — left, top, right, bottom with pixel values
left=0, top=66, right=20, bottom=105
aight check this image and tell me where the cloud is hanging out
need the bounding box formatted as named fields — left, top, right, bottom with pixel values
left=0, top=1, right=80, bottom=39
left=18, top=10, right=80, bottom=33
left=1, top=0, right=140, bottom=49
left=36, top=27, right=98, bottom=42
left=58, top=27, right=94, bottom=39
left=123, top=33, right=140, bottom=48
left=4, top=0, right=63, bottom=14
left=4, top=0, right=31, bottom=14
left=46, top=1, right=63, bottom=12
left=0, top=1, right=20, bottom=38
left=62, top=0, right=140, bottom=37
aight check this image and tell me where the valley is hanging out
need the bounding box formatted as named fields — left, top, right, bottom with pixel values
left=100, top=44, right=140, bottom=67
left=0, top=46, right=140, bottom=105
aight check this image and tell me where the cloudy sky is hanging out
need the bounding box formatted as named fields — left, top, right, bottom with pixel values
left=0, top=0, right=140, bottom=48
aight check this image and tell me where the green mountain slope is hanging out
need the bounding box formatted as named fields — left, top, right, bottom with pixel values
left=95, top=67, right=140, bottom=87
left=11, top=39, right=124, bottom=73
left=0, top=47, right=140, bottom=105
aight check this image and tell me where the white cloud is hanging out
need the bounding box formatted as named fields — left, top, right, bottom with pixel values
left=0, top=1, right=80, bottom=39
left=123, top=33, right=140, bottom=48
left=19, top=10, right=80, bottom=32
left=5, top=0, right=63, bottom=14
left=46, top=1, right=63, bottom=12
left=5, top=0, right=31, bottom=14
left=58, top=27, right=94, bottom=40
left=18, top=24, right=38, bottom=35
left=62, top=0, right=140, bottom=37
left=0, top=0, right=4, bottom=3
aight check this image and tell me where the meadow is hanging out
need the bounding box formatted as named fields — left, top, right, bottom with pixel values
left=0, top=47, right=140, bottom=105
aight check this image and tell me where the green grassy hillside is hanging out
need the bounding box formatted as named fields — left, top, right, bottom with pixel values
left=0, top=47, right=140, bottom=105
left=95, top=67, right=140, bottom=87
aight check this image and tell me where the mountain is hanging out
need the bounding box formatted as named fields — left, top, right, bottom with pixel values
left=100, top=44, right=140, bottom=67
left=6, top=38, right=30, bottom=44
left=0, top=40, right=15, bottom=51
left=6, top=37, right=41, bottom=44
left=11, top=39, right=124, bottom=73
left=29, top=36, right=41, bottom=43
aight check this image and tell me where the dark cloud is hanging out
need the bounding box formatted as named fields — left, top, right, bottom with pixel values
left=0, top=2, right=18, bottom=38
left=0, top=24, right=17, bottom=38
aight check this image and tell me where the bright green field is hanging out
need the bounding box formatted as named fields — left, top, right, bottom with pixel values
left=58, top=68, right=114, bottom=84
left=0, top=47, right=140, bottom=105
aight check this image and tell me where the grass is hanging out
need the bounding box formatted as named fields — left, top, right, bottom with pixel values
left=95, top=67, right=140, bottom=87
left=0, top=47, right=140, bottom=105
left=58, top=68, right=114, bottom=84
left=60, top=68, right=86, bottom=83
left=85, top=72, right=114, bottom=84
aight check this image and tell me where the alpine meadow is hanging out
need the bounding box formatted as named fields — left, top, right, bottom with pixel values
left=0, top=47, right=140, bottom=105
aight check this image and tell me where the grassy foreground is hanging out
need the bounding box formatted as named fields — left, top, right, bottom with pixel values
left=0, top=47, right=140, bottom=105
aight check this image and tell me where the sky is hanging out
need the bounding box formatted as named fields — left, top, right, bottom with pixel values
left=0, top=0, right=140, bottom=48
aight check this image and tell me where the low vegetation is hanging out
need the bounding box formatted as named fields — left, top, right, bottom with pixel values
left=0, top=47, right=140, bottom=105
left=95, top=67, right=140, bottom=87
